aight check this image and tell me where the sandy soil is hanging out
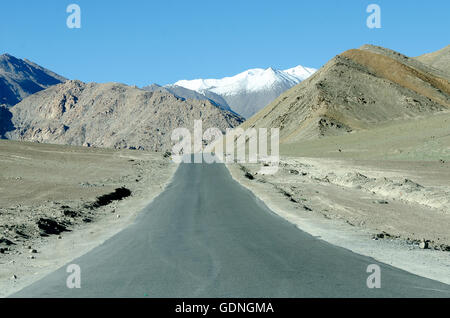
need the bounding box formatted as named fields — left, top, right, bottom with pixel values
left=227, top=157, right=450, bottom=285
left=0, top=140, right=177, bottom=297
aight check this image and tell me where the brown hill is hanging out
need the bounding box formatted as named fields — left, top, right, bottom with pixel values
left=5, top=80, right=244, bottom=151
left=241, top=45, right=450, bottom=144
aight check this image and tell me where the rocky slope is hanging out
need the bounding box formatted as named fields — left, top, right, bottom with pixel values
left=241, top=45, right=450, bottom=143
left=0, top=54, right=66, bottom=107
left=415, top=44, right=450, bottom=75
left=5, top=80, right=244, bottom=151
left=142, top=83, right=232, bottom=112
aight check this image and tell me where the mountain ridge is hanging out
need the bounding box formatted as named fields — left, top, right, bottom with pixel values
left=241, top=44, right=450, bottom=144
left=170, top=64, right=316, bottom=118
left=4, top=80, right=244, bottom=151
left=0, top=53, right=66, bottom=107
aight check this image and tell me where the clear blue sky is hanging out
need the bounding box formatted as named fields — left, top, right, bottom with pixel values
left=1, top=0, right=448, bottom=87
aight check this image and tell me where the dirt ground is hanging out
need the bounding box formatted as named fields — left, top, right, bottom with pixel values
left=225, top=112, right=450, bottom=284
left=0, top=140, right=177, bottom=296
left=228, top=157, right=450, bottom=284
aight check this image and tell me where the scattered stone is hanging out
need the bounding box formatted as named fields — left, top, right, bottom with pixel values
left=374, top=200, right=389, bottom=204
left=419, top=240, right=428, bottom=249
left=37, top=218, right=68, bottom=236
left=0, top=237, right=15, bottom=246
left=63, top=209, right=79, bottom=218
left=374, top=232, right=392, bottom=239
left=289, top=169, right=299, bottom=175
left=244, top=172, right=254, bottom=180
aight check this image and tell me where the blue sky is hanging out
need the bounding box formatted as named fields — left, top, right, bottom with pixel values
left=1, top=0, right=448, bottom=87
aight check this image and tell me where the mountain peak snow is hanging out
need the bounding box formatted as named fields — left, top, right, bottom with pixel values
left=173, top=64, right=316, bottom=96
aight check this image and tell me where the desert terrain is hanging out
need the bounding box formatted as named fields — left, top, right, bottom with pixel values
left=0, top=140, right=177, bottom=296
left=223, top=44, right=450, bottom=283
left=227, top=111, right=450, bottom=284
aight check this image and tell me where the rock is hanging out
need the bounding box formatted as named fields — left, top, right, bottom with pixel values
left=419, top=240, right=428, bottom=249
left=289, top=169, right=299, bottom=175
left=0, top=237, right=15, bottom=246
left=11, top=274, right=17, bottom=280
left=29, top=249, right=37, bottom=253
left=37, top=218, right=68, bottom=235
left=29, top=255, right=35, bottom=259
left=244, top=172, right=254, bottom=180
left=116, top=214, right=121, bottom=219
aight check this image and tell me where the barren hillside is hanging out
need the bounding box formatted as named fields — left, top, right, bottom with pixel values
left=415, top=44, right=450, bottom=75
left=4, top=80, right=244, bottom=151
left=0, top=54, right=66, bottom=107
left=241, top=45, right=450, bottom=144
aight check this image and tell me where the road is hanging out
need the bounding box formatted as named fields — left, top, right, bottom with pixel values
left=13, top=160, right=450, bottom=297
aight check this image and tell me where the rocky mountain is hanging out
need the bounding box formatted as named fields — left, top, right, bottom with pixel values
left=0, top=53, right=66, bottom=107
left=142, top=83, right=232, bottom=112
left=415, top=44, right=450, bottom=76
left=172, top=65, right=316, bottom=118
left=241, top=45, right=450, bottom=144
left=4, top=80, right=244, bottom=151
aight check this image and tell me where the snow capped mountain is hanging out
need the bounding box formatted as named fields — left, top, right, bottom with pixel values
left=172, top=65, right=316, bottom=118
left=283, top=65, right=317, bottom=81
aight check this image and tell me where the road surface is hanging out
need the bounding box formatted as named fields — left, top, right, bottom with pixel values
left=12, top=160, right=450, bottom=297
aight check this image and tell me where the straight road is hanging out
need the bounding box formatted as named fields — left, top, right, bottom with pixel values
left=13, top=161, right=450, bottom=297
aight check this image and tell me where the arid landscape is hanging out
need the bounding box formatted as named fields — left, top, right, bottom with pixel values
left=0, top=140, right=176, bottom=296
left=230, top=44, right=450, bottom=269
left=1, top=19, right=449, bottom=297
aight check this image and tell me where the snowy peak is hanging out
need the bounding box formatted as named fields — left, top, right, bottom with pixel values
left=174, top=64, right=316, bottom=97
left=172, top=64, right=316, bottom=118
left=283, top=65, right=317, bottom=80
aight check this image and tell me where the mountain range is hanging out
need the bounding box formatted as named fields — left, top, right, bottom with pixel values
left=1, top=44, right=449, bottom=153
left=241, top=44, right=450, bottom=143
left=146, top=65, right=316, bottom=119
left=0, top=53, right=66, bottom=107
left=4, top=80, right=243, bottom=151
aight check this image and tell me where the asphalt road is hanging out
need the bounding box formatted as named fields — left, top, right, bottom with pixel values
left=13, top=160, right=450, bottom=297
